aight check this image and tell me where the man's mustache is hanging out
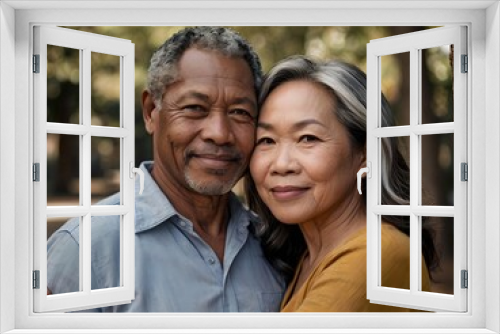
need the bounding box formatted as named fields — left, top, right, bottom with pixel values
left=185, top=146, right=243, bottom=162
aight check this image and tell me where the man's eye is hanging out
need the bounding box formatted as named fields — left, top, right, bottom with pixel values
left=230, top=108, right=254, bottom=119
left=299, top=135, right=319, bottom=143
left=183, top=105, right=206, bottom=112
left=256, top=137, right=275, bottom=146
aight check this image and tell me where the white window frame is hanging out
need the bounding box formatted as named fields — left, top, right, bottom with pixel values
left=33, top=26, right=136, bottom=312
left=366, top=26, right=468, bottom=312
left=1, top=1, right=499, bottom=333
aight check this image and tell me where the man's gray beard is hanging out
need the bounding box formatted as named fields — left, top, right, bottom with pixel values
left=184, top=171, right=241, bottom=196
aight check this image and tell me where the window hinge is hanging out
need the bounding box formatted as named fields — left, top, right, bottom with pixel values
left=33, top=270, right=40, bottom=289
left=461, top=163, right=468, bottom=181
left=33, top=163, right=40, bottom=182
left=33, top=54, right=40, bottom=73
left=461, top=270, right=468, bottom=289
left=461, top=54, right=468, bottom=73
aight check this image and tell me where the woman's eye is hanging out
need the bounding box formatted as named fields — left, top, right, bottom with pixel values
left=256, top=137, right=275, bottom=146
left=299, top=135, right=319, bottom=143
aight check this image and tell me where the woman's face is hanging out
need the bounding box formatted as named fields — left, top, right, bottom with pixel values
left=250, top=80, right=365, bottom=225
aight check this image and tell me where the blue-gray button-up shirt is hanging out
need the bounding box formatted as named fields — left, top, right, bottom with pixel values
left=47, top=161, right=285, bottom=312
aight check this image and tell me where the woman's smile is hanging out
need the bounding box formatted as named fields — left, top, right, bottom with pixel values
left=270, top=185, right=310, bottom=201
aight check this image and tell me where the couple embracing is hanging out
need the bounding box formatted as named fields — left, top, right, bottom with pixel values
left=47, top=26, right=433, bottom=313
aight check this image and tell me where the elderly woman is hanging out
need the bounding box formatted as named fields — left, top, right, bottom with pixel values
left=245, top=56, right=436, bottom=312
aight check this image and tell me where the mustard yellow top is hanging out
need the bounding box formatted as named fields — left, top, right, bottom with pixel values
left=281, top=224, right=430, bottom=312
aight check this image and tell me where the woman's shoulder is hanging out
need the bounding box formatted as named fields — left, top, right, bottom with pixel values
left=318, top=223, right=410, bottom=273
left=318, top=227, right=368, bottom=270
left=379, top=223, right=412, bottom=290
left=380, top=223, right=410, bottom=258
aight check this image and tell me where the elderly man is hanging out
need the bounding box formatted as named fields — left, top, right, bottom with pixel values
left=47, top=27, right=285, bottom=312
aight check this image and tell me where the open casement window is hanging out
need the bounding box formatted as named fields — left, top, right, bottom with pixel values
left=366, top=26, right=467, bottom=312
left=33, top=26, right=136, bottom=312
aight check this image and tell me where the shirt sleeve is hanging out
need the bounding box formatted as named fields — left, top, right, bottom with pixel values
left=47, top=227, right=104, bottom=313
left=47, top=228, right=81, bottom=294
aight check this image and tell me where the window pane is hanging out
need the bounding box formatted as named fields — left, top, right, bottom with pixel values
left=423, top=217, right=454, bottom=295
left=380, top=217, right=410, bottom=290
left=47, top=45, right=80, bottom=124
left=47, top=134, right=80, bottom=206
left=421, top=45, right=453, bottom=124
left=381, top=136, right=410, bottom=205
left=47, top=216, right=81, bottom=294
left=380, top=52, right=410, bottom=127
left=91, top=137, right=121, bottom=205
left=91, top=52, right=121, bottom=127
left=91, top=215, right=121, bottom=290
left=421, top=133, right=454, bottom=206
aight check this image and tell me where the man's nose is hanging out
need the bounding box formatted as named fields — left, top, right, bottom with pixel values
left=200, top=111, right=234, bottom=145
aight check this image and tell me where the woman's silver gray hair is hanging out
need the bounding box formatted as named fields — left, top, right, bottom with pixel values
left=245, top=56, right=435, bottom=281
left=147, top=26, right=262, bottom=106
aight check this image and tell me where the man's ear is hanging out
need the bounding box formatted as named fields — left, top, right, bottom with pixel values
left=142, top=89, right=157, bottom=135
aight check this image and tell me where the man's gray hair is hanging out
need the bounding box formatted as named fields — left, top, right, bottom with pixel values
left=147, top=26, right=263, bottom=106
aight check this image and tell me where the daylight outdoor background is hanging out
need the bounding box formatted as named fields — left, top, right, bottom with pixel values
left=45, top=26, right=454, bottom=296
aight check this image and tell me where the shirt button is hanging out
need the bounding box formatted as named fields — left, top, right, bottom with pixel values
left=208, top=257, right=215, bottom=265
left=179, top=220, right=186, bottom=227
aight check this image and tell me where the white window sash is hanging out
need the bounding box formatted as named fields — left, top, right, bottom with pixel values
left=366, top=25, right=468, bottom=312
left=33, top=25, right=135, bottom=313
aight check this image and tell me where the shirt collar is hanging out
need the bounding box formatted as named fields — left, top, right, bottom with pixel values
left=134, top=161, right=177, bottom=233
left=134, top=161, right=258, bottom=233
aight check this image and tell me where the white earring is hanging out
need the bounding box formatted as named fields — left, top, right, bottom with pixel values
left=356, top=165, right=371, bottom=195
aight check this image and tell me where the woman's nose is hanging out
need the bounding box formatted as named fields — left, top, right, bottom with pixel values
left=270, top=145, right=300, bottom=175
